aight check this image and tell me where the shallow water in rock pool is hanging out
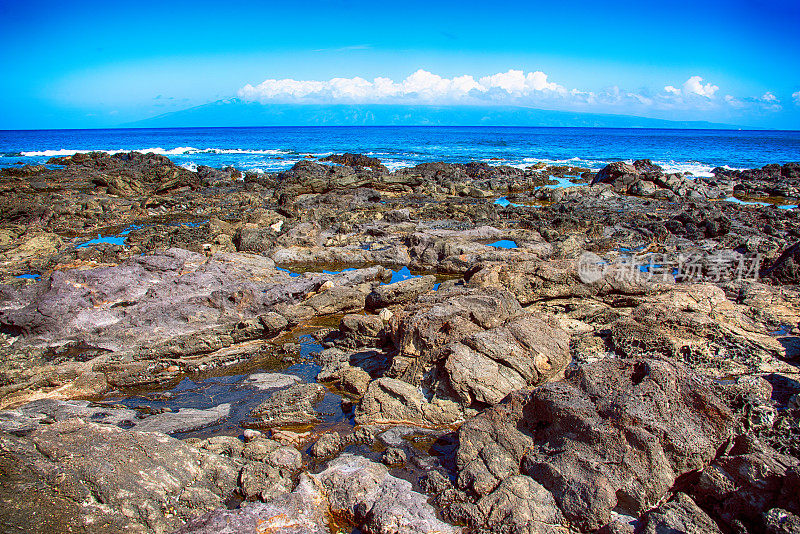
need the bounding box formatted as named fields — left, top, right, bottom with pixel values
left=101, top=329, right=350, bottom=440
left=96, top=265, right=449, bottom=441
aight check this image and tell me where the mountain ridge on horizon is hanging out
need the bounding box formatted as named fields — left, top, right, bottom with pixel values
left=128, top=99, right=745, bottom=130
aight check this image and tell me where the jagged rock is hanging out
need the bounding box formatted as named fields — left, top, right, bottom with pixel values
left=239, top=461, right=295, bottom=500
left=0, top=398, right=139, bottom=435
left=355, top=377, right=462, bottom=426
left=197, top=435, right=245, bottom=458
left=471, top=475, right=566, bottom=534
left=320, top=153, right=388, bottom=171
left=591, top=162, right=639, bottom=187
left=387, top=287, right=522, bottom=385
left=245, top=383, right=327, bottom=428
left=318, top=363, right=372, bottom=397
left=608, top=283, right=790, bottom=376
left=276, top=160, right=378, bottom=195
left=315, top=453, right=461, bottom=534
left=443, top=311, right=570, bottom=406
left=133, top=403, right=231, bottom=434
left=454, top=358, right=735, bottom=531
left=310, top=432, right=343, bottom=458
left=177, top=474, right=329, bottom=534
left=241, top=438, right=302, bottom=469
left=365, top=275, right=437, bottom=310
left=196, top=165, right=241, bottom=186
left=339, top=313, right=386, bottom=347
left=692, top=435, right=799, bottom=532
left=382, top=447, right=407, bottom=466
left=762, top=241, right=800, bottom=284
left=764, top=508, right=800, bottom=534
left=0, top=418, right=239, bottom=533
left=639, top=492, right=723, bottom=534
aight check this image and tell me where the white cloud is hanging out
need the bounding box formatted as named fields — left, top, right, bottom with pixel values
left=722, top=92, right=782, bottom=112
left=478, top=69, right=564, bottom=94
left=793, top=91, right=800, bottom=105
left=239, top=78, right=325, bottom=100
left=238, top=69, right=565, bottom=104
left=662, top=76, right=719, bottom=99
left=238, top=70, right=784, bottom=118
left=682, top=76, right=719, bottom=98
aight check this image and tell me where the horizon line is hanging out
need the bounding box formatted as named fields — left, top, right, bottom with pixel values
left=3, top=125, right=795, bottom=134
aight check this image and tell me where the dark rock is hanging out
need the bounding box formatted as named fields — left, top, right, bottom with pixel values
left=632, top=159, right=663, bottom=174
left=762, top=241, right=800, bottom=284
left=692, top=435, right=799, bottom=532
left=765, top=508, right=800, bottom=534
left=454, top=357, right=734, bottom=532
left=1, top=164, right=47, bottom=177
left=591, top=161, right=639, bottom=186
left=639, top=492, right=723, bottom=534
left=320, top=153, right=388, bottom=172
left=196, top=165, right=241, bottom=186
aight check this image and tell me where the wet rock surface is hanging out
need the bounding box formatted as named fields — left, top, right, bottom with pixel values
left=1, top=152, right=799, bottom=532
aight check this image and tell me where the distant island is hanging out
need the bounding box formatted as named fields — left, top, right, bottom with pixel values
left=129, top=98, right=741, bottom=129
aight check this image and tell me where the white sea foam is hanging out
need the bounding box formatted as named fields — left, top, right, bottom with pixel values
left=649, top=161, right=748, bottom=177
left=648, top=160, right=715, bottom=177
left=20, top=147, right=292, bottom=157
left=517, top=157, right=609, bottom=170
left=382, top=161, right=415, bottom=171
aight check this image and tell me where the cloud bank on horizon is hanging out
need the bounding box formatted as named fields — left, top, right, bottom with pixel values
left=238, top=69, right=786, bottom=116
left=2, top=0, right=799, bottom=129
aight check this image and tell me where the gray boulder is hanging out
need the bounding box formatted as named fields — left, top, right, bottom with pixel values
left=443, top=311, right=570, bottom=406
left=355, top=377, right=463, bottom=426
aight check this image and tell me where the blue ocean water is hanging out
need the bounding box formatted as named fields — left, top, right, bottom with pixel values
left=1, top=126, right=798, bottom=176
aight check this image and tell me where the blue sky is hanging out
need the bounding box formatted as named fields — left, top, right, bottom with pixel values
left=1, top=0, right=798, bottom=129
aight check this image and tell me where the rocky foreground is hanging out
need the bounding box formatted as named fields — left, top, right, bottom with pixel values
left=0, top=151, right=799, bottom=533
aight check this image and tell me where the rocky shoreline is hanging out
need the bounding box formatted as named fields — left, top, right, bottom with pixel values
left=0, top=151, right=798, bottom=533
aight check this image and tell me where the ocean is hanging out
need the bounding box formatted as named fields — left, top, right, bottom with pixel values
left=1, top=126, right=799, bottom=176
